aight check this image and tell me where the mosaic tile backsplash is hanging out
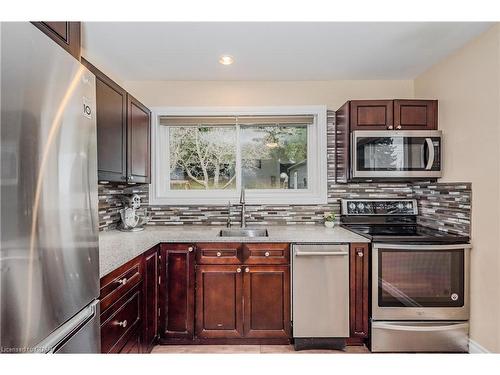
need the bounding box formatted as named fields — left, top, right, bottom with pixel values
left=97, top=111, right=471, bottom=236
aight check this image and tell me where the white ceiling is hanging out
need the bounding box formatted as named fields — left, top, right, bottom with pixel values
left=82, top=22, right=493, bottom=81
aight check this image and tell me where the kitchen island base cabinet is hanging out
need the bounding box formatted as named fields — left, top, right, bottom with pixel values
left=159, top=244, right=195, bottom=342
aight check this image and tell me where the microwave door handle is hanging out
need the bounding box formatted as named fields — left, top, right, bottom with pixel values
left=425, top=138, right=435, bottom=170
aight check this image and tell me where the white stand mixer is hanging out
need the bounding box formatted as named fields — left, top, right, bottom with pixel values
left=118, top=194, right=150, bottom=232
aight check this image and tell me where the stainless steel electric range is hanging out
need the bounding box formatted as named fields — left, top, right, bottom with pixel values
left=341, top=199, right=471, bottom=353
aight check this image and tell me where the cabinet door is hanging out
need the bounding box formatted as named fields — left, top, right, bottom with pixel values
left=32, top=22, right=81, bottom=60
left=127, top=94, right=151, bottom=184
left=195, top=265, right=244, bottom=338
left=349, top=243, right=370, bottom=343
left=82, top=59, right=127, bottom=182
left=350, top=100, right=394, bottom=131
left=394, top=99, right=438, bottom=130
left=159, top=244, right=195, bottom=340
left=242, top=265, right=290, bottom=338
left=142, top=247, right=159, bottom=352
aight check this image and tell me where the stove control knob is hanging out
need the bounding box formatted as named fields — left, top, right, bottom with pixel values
left=406, top=202, right=413, bottom=210
left=357, top=203, right=365, bottom=211
left=349, top=202, right=356, bottom=210
left=397, top=203, right=404, bottom=210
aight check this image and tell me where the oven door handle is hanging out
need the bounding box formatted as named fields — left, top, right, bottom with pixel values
left=372, top=322, right=469, bottom=332
left=425, top=138, right=435, bottom=170
left=373, top=243, right=472, bottom=250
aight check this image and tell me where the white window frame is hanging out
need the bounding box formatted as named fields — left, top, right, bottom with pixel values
left=150, top=106, right=327, bottom=205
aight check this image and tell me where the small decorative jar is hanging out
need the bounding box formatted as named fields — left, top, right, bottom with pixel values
left=323, top=212, right=336, bottom=228
left=324, top=221, right=335, bottom=229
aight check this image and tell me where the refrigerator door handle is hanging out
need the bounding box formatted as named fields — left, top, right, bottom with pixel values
left=36, top=300, right=99, bottom=353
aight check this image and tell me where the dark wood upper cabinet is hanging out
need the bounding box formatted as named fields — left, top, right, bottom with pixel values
left=394, top=99, right=438, bottom=130
left=32, top=22, right=81, bottom=60
left=350, top=100, right=394, bottom=131
left=159, top=244, right=195, bottom=341
left=195, top=265, right=244, bottom=339
left=348, top=243, right=370, bottom=344
left=82, top=58, right=128, bottom=182
left=81, top=59, right=151, bottom=183
left=127, top=94, right=151, bottom=184
left=242, top=265, right=290, bottom=338
left=142, top=247, right=159, bottom=353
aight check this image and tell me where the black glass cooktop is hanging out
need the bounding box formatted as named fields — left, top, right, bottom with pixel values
left=342, top=224, right=469, bottom=243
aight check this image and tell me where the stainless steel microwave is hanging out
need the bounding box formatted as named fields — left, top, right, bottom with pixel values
left=351, top=130, right=442, bottom=179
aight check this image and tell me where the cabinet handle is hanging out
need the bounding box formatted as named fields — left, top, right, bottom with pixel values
left=387, top=125, right=394, bottom=130
left=188, top=246, right=194, bottom=252
left=116, top=277, right=127, bottom=285
left=115, top=320, right=127, bottom=328
left=357, top=251, right=364, bottom=258
left=129, top=176, right=134, bottom=180
left=396, top=125, right=402, bottom=130
left=264, top=252, right=270, bottom=257
left=236, top=268, right=242, bottom=273
left=245, top=267, right=250, bottom=273
left=216, top=251, right=222, bottom=257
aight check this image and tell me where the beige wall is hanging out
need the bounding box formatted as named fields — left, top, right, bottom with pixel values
left=415, top=24, right=500, bottom=353
left=122, top=80, right=413, bottom=109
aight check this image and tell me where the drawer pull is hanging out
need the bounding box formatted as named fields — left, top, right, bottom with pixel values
left=115, top=320, right=128, bottom=328
left=245, top=267, right=250, bottom=273
left=216, top=251, right=222, bottom=257
left=357, top=251, right=364, bottom=258
left=188, top=246, right=194, bottom=252
left=236, top=267, right=241, bottom=273
left=116, top=277, right=128, bottom=285
left=264, top=251, right=270, bottom=257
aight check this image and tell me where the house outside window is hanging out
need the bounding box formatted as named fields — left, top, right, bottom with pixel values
left=150, top=106, right=327, bottom=205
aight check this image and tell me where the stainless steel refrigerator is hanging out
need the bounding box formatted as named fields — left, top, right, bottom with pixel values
left=1, top=22, right=100, bottom=353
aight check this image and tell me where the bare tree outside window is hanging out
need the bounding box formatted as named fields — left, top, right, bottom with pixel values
left=169, top=126, right=236, bottom=190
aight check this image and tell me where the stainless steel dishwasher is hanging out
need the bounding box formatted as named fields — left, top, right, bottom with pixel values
left=292, top=244, right=350, bottom=350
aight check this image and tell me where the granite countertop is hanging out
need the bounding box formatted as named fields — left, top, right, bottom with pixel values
left=98, top=225, right=370, bottom=277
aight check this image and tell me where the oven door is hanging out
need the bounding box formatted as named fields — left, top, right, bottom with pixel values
left=352, top=130, right=442, bottom=179
left=372, top=243, right=470, bottom=320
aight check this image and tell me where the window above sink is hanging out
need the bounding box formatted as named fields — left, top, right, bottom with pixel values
left=150, top=106, right=327, bottom=205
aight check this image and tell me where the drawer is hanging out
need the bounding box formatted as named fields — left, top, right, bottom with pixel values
left=101, top=287, right=141, bottom=353
left=371, top=321, right=469, bottom=353
left=196, top=243, right=242, bottom=264
left=243, top=243, right=290, bottom=264
left=100, top=256, right=142, bottom=313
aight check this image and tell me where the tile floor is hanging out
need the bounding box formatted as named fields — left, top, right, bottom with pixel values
left=152, top=345, right=370, bottom=354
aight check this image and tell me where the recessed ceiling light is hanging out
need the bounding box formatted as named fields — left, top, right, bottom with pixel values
left=219, top=55, right=234, bottom=65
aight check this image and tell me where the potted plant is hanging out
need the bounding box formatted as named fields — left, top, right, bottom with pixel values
left=323, top=212, right=336, bottom=228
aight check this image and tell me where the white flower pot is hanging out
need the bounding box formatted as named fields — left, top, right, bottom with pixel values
left=324, top=221, right=335, bottom=228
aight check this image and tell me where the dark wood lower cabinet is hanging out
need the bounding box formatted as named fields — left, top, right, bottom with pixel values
left=142, top=246, right=159, bottom=352
left=243, top=265, right=290, bottom=338
left=159, top=244, right=195, bottom=341
left=195, top=265, right=244, bottom=339
left=100, top=241, right=366, bottom=350
left=348, top=243, right=370, bottom=345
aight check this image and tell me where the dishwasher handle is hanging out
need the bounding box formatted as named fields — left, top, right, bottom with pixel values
left=294, top=251, right=349, bottom=256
